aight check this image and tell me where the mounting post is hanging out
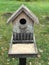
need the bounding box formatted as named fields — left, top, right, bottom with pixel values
left=19, top=58, right=26, bottom=65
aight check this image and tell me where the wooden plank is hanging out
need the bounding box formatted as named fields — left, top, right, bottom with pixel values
left=9, top=44, right=36, bottom=54
left=13, top=40, right=34, bottom=43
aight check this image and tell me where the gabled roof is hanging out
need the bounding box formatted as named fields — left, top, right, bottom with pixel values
left=7, top=5, right=39, bottom=24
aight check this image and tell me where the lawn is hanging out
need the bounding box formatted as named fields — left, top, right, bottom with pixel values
left=0, top=1, right=49, bottom=65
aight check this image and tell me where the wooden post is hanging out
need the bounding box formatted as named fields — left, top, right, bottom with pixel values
left=19, top=58, right=26, bottom=65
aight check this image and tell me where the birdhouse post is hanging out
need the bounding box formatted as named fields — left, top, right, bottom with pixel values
left=7, top=5, right=39, bottom=65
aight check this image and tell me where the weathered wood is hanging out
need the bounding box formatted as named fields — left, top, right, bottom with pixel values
left=13, top=33, right=33, bottom=43
left=8, top=44, right=36, bottom=54
left=7, top=5, right=39, bottom=24
left=8, top=5, right=38, bottom=58
left=8, top=33, right=38, bottom=57
left=13, top=40, right=34, bottom=43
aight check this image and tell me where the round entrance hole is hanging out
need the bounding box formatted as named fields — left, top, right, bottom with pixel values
left=20, top=18, right=26, bottom=25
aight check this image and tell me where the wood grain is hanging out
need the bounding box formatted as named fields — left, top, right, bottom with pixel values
left=9, top=44, right=36, bottom=54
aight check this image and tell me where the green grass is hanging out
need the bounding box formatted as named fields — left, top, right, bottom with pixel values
left=0, top=1, right=49, bottom=65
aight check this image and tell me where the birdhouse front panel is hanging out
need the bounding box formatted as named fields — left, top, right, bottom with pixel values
left=12, top=12, right=34, bottom=33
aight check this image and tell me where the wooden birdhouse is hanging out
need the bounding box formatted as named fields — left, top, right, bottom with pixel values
left=7, top=5, right=39, bottom=65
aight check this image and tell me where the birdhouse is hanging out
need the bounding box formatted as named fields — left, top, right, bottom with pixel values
left=7, top=5, right=39, bottom=58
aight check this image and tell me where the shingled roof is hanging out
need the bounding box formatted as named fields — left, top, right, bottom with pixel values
left=7, top=5, right=39, bottom=24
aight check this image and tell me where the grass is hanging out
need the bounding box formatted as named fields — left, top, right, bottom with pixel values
left=0, top=0, right=49, bottom=65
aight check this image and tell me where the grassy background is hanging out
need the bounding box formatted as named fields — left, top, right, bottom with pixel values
left=0, top=0, right=49, bottom=1
left=0, top=0, right=49, bottom=65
